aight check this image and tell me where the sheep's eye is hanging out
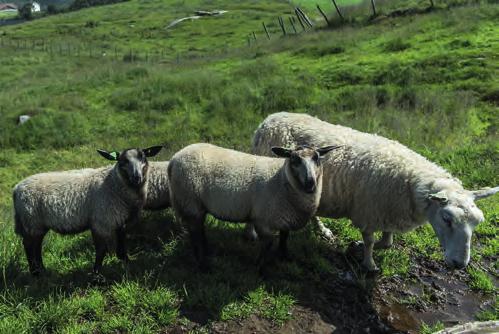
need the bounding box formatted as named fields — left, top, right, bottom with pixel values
left=443, top=216, right=452, bottom=228
left=291, top=155, right=300, bottom=165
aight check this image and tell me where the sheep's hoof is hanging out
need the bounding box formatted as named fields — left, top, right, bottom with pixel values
left=30, top=268, right=44, bottom=277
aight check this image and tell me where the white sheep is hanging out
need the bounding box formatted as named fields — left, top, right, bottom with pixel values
left=167, top=143, right=338, bottom=269
left=250, top=112, right=498, bottom=271
left=143, top=161, right=170, bottom=211
left=13, top=146, right=163, bottom=275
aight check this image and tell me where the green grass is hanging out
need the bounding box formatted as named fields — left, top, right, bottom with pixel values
left=0, top=11, right=17, bottom=19
left=420, top=321, right=445, bottom=334
left=0, top=0, right=498, bottom=332
left=468, top=267, right=495, bottom=293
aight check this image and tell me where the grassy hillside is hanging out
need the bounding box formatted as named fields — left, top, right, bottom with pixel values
left=0, top=0, right=497, bottom=332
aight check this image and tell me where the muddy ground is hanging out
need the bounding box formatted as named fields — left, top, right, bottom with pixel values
left=166, top=241, right=496, bottom=334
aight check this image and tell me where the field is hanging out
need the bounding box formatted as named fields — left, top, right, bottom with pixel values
left=0, top=0, right=498, bottom=333
left=0, top=11, right=17, bottom=19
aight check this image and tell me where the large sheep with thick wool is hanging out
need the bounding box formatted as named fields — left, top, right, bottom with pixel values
left=143, top=161, right=170, bottom=211
left=13, top=146, right=163, bottom=275
left=250, top=112, right=498, bottom=271
left=167, top=143, right=338, bottom=269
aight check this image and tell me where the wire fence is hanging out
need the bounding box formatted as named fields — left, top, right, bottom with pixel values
left=0, top=0, right=476, bottom=64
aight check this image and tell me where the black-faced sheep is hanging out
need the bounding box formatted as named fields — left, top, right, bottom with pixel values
left=13, top=146, right=163, bottom=275
left=167, top=143, right=338, bottom=270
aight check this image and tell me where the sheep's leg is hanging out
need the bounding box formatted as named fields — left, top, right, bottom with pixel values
left=184, top=215, right=209, bottom=270
left=22, top=232, right=46, bottom=276
left=374, top=232, right=393, bottom=250
left=314, top=217, right=334, bottom=241
left=254, top=226, right=274, bottom=271
left=92, top=231, right=108, bottom=273
left=361, top=231, right=378, bottom=271
left=257, top=235, right=274, bottom=271
left=22, top=236, right=35, bottom=274
left=115, top=227, right=129, bottom=263
left=31, top=232, right=46, bottom=274
left=278, top=230, right=290, bottom=260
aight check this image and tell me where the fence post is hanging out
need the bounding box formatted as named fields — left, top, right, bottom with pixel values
left=289, top=17, right=297, bottom=34
left=262, top=22, right=271, bottom=40
left=294, top=8, right=306, bottom=31
left=370, top=0, right=377, bottom=17
left=278, top=16, right=286, bottom=36
left=317, top=5, right=330, bottom=26
left=296, top=7, right=313, bottom=27
left=331, top=0, right=344, bottom=21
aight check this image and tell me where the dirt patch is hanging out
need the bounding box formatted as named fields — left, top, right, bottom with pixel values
left=373, top=256, right=495, bottom=333
left=210, top=306, right=335, bottom=334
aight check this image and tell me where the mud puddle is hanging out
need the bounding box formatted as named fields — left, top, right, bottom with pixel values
left=373, top=257, right=496, bottom=333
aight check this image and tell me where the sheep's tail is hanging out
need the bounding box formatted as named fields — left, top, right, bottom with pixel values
left=13, top=189, right=25, bottom=236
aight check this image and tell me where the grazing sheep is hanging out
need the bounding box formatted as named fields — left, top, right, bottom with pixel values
left=167, top=143, right=339, bottom=269
left=143, top=161, right=170, bottom=211
left=250, top=112, right=498, bottom=271
left=13, top=146, right=163, bottom=275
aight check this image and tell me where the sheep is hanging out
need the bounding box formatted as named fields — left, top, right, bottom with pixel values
left=167, top=143, right=339, bottom=270
left=250, top=112, right=498, bottom=271
left=13, top=146, right=163, bottom=275
left=143, top=161, right=170, bottom=211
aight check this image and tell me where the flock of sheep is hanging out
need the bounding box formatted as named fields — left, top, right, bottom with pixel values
left=13, top=112, right=498, bottom=275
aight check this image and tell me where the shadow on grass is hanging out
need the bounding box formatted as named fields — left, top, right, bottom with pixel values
left=0, top=212, right=394, bottom=332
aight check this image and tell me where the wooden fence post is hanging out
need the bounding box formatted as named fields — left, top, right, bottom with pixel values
left=331, top=0, right=344, bottom=21
left=262, top=22, right=271, bottom=40
left=289, top=16, right=297, bottom=34
left=297, top=7, right=313, bottom=27
left=370, top=0, right=377, bottom=17
left=278, top=16, right=286, bottom=36
left=317, top=5, right=330, bottom=26
left=294, top=8, right=306, bottom=30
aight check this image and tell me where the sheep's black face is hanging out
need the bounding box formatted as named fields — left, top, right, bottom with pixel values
left=118, top=149, right=149, bottom=188
left=272, top=145, right=340, bottom=194
left=97, top=146, right=163, bottom=189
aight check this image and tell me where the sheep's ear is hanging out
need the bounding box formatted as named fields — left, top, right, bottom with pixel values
left=143, top=146, right=163, bottom=157
left=97, top=149, right=120, bottom=161
left=428, top=191, right=448, bottom=205
left=471, top=186, right=499, bottom=201
left=272, top=146, right=292, bottom=158
left=317, top=145, right=341, bottom=157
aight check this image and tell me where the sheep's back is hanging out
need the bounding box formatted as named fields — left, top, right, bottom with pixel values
left=144, top=161, right=170, bottom=210
left=13, top=168, right=107, bottom=235
left=252, top=112, right=453, bottom=231
left=169, top=143, right=282, bottom=222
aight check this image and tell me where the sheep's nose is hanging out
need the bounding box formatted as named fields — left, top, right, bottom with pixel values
left=131, top=175, right=143, bottom=185
left=304, top=180, right=316, bottom=193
